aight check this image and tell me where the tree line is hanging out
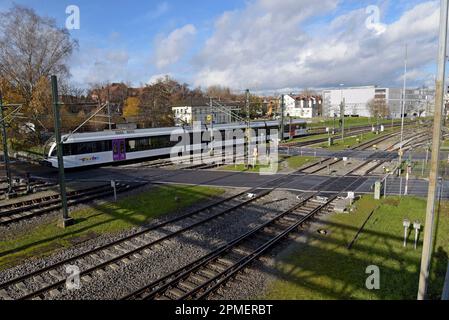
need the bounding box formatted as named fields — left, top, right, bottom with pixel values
left=0, top=5, right=272, bottom=153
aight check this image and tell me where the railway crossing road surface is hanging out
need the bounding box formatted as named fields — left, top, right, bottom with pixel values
left=279, top=147, right=449, bottom=162
left=43, top=166, right=449, bottom=199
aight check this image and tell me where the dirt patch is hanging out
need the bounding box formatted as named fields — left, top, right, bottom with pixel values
left=68, top=231, right=99, bottom=245
left=384, top=198, right=400, bottom=207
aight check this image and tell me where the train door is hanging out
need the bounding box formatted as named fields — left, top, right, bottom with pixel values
left=112, top=139, right=126, bottom=161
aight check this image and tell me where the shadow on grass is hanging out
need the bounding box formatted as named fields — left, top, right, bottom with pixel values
left=0, top=185, right=225, bottom=261
left=265, top=214, right=446, bottom=300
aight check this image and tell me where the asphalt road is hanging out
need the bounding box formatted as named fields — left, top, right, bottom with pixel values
left=30, top=166, right=448, bottom=199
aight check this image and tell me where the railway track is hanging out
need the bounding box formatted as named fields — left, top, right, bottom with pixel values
left=0, top=151, right=368, bottom=300
left=297, top=131, right=402, bottom=175
left=0, top=175, right=296, bottom=300
left=0, top=180, right=57, bottom=197
left=0, top=182, right=143, bottom=225
left=122, top=176, right=366, bottom=300
left=282, top=122, right=411, bottom=148
left=0, top=124, right=417, bottom=300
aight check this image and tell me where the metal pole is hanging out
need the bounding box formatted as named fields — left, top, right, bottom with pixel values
left=280, top=94, right=285, bottom=142
left=417, top=0, right=448, bottom=300
left=0, top=92, right=13, bottom=196
left=51, top=76, right=73, bottom=228
left=399, top=44, right=408, bottom=166
left=107, top=86, right=112, bottom=130
left=245, top=89, right=250, bottom=168
left=341, top=99, right=345, bottom=141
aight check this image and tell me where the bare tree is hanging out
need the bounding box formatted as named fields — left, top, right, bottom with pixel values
left=0, top=5, right=78, bottom=104
left=368, top=98, right=389, bottom=118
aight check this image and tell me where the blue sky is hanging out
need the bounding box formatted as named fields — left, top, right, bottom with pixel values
left=0, top=0, right=440, bottom=92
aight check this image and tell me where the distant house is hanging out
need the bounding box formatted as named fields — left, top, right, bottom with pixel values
left=281, top=94, right=323, bottom=118
left=172, top=101, right=235, bottom=126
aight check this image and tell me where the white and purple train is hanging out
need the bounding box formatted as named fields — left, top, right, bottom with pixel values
left=45, top=120, right=307, bottom=169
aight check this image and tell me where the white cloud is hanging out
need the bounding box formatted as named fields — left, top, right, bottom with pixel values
left=193, top=0, right=439, bottom=91
left=146, top=2, right=170, bottom=20
left=70, top=47, right=132, bottom=85
left=154, top=24, right=197, bottom=69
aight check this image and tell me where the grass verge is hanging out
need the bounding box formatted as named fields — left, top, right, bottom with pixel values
left=285, top=156, right=315, bottom=170
left=0, top=185, right=224, bottom=270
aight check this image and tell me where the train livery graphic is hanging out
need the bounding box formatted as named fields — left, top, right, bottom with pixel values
left=45, top=120, right=307, bottom=168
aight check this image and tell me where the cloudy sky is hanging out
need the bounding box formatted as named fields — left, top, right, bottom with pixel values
left=0, top=0, right=441, bottom=93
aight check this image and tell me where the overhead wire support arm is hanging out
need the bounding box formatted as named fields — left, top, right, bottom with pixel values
left=0, top=104, right=24, bottom=125
left=62, top=102, right=109, bottom=142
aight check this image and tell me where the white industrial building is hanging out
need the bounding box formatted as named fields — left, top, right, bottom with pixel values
left=322, top=86, right=375, bottom=118
left=322, top=86, right=435, bottom=118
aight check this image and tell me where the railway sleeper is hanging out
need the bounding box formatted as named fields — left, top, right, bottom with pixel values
left=198, top=268, right=218, bottom=279
left=49, top=289, right=61, bottom=298
left=32, top=276, right=47, bottom=288
left=209, top=262, right=228, bottom=273
left=0, top=289, right=13, bottom=300
left=120, top=258, right=132, bottom=265
left=214, top=259, right=232, bottom=270
left=154, top=294, right=171, bottom=300
left=48, top=270, right=64, bottom=281
left=166, top=287, right=186, bottom=299
left=15, top=282, right=30, bottom=294
left=178, top=280, right=198, bottom=292
left=90, top=254, right=106, bottom=264
left=190, top=273, right=209, bottom=285
left=108, top=263, right=120, bottom=271
left=217, top=257, right=235, bottom=267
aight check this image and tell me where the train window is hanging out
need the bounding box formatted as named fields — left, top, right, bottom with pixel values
left=152, top=135, right=176, bottom=148
left=62, top=140, right=111, bottom=156
left=127, top=140, right=136, bottom=151
left=62, top=144, right=71, bottom=156
left=136, top=138, right=151, bottom=151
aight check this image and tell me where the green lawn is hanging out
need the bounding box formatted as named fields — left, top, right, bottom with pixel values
left=285, top=156, right=315, bottom=170
left=264, top=195, right=449, bottom=300
left=318, top=130, right=395, bottom=151
left=441, top=139, right=449, bottom=149
left=0, top=185, right=224, bottom=270
left=285, top=133, right=330, bottom=144
left=308, top=117, right=407, bottom=128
